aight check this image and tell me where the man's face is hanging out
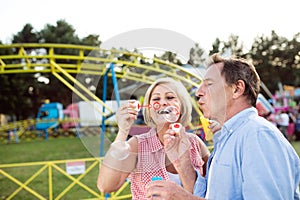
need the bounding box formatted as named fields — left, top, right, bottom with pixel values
left=196, top=63, right=230, bottom=123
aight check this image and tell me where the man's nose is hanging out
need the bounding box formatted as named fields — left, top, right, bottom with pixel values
left=195, top=85, right=203, bottom=97
left=195, top=85, right=204, bottom=100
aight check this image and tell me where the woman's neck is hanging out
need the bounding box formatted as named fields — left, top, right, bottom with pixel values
left=156, top=124, right=170, bottom=144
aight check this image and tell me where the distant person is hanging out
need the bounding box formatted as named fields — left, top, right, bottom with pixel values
left=287, top=110, right=296, bottom=142
left=97, top=77, right=211, bottom=199
left=146, top=53, right=300, bottom=199
left=135, top=108, right=145, bottom=125
left=295, top=108, right=300, bottom=140
left=0, top=114, right=8, bottom=126
left=277, top=110, right=289, bottom=138
left=263, top=111, right=277, bottom=126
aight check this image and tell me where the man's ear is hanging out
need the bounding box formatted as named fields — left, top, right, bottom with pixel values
left=233, top=80, right=245, bottom=98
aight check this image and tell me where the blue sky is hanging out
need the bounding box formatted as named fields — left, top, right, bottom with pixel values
left=1, top=0, right=299, bottom=51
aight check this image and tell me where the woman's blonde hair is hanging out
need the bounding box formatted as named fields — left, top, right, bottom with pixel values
left=142, top=77, right=192, bottom=127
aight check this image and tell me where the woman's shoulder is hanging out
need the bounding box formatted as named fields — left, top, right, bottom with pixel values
left=186, top=131, right=202, bottom=140
left=185, top=131, right=207, bottom=148
left=134, top=128, right=156, bottom=140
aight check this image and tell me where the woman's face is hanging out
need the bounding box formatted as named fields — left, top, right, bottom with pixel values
left=149, top=84, right=181, bottom=126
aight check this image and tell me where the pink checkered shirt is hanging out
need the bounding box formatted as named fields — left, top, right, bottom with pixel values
left=129, top=128, right=209, bottom=200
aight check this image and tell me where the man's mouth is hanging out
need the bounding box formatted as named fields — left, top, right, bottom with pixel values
left=198, top=101, right=205, bottom=106
left=198, top=102, right=206, bottom=111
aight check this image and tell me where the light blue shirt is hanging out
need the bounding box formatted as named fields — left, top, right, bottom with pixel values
left=194, top=107, right=300, bottom=199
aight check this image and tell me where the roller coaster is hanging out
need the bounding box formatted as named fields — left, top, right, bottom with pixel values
left=0, top=43, right=208, bottom=143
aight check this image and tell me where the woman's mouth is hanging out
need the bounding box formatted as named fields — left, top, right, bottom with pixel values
left=157, top=110, right=171, bottom=114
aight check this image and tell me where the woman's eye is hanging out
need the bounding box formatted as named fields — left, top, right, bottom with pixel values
left=167, top=96, right=175, bottom=100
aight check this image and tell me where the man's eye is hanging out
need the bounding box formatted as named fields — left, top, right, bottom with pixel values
left=195, top=96, right=200, bottom=101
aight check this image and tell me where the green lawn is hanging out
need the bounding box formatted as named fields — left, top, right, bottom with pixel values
left=0, top=137, right=130, bottom=200
left=0, top=137, right=92, bottom=164
left=291, top=141, right=300, bottom=155
left=1, top=137, right=300, bottom=200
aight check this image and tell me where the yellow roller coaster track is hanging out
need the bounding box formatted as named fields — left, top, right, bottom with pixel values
left=0, top=43, right=208, bottom=200
left=0, top=43, right=205, bottom=136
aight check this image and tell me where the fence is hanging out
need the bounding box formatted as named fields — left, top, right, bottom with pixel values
left=0, top=157, right=131, bottom=200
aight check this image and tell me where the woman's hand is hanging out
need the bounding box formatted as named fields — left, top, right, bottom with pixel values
left=163, top=124, right=190, bottom=164
left=163, top=125, right=200, bottom=193
left=116, top=100, right=139, bottom=136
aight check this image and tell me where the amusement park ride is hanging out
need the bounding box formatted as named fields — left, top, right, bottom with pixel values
left=0, top=43, right=284, bottom=145
left=1, top=43, right=291, bottom=200
left=0, top=43, right=210, bottom=145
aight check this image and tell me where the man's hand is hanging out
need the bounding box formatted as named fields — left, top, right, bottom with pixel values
left=146, top=180, right=204, bottom=200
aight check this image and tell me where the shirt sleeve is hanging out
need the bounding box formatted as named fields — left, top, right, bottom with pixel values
left=199, top=139, right=210, bottom=158
left=193, top=170, right=207, bottom=197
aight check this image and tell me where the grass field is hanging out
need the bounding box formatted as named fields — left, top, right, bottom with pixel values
left=1, top=137, right=300, bottom=199
left=0, top=137, right=96, bottom=200
left=0, top=137, right=92, bottom=164
left=292, top=141, right=300, bottom=155
left=0, top=136, right=131, bottom=200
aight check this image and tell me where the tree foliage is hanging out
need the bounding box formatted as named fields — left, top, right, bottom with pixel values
left=12, top=23, right=40, bottom=43
left=248, top=31, right=300, bottom=94
left=209, top=34, right=244, bottom=57
left=156, top=51, right=183, bottom=66
left=40, top=20, right=80, bottom=44
left=207, top=31, right=300, bottom=97
left=0, top=20, right=102, bottom=119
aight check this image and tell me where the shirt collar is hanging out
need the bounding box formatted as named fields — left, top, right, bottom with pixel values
left=148, top=128, right=164, bottom=153
left=215, top=107, right=257, bottom=143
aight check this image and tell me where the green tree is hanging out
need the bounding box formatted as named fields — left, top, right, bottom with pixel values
left=12, top=23, right=40, bottom=43
left=209, top=34, right=244, bottom=57
left=40, top=20, right=80, bottom=44
left=0, top=20, right=102, bottom=119
left=0, top=37, right=38, bottom=119
left=0, top=74, right=41, bottom=119
left=157, top=51, right=183, bottom=66
left=81, top=34, right=101, bottom=47
left=248, top=30, right=300, bottom=94
left=210, top=38, right=221, bottom=55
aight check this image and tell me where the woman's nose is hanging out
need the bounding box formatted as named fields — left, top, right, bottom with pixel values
left=160, top=98, right=168, bottom=106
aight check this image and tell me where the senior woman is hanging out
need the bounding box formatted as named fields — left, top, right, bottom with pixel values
left=97, top=77, right=210, bottom=200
